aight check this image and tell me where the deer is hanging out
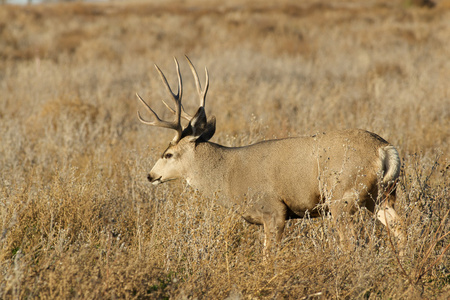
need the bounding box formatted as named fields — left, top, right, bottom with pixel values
left=136, top=56, right=405, bottom=253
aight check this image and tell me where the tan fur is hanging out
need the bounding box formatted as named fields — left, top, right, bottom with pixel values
left=138, top=57, right=405, bottom=252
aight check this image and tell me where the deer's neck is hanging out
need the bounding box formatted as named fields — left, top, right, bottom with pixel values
left=184, top=142, right=232, bottom=195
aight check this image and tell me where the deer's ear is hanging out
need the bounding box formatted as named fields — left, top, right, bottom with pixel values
left=185, top=108, right=215, bottom=142
left=190, top=107, right=207, bottom=134
left=198, top=116, right=216, bottom=142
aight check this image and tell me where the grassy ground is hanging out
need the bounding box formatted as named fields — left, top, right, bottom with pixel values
left=0, top=0, right=449, bottom=298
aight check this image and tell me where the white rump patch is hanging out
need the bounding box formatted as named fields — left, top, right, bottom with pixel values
left=378, top=145, right=401, bottom=184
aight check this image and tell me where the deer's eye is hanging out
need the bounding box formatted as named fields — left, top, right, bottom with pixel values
left=164, top=153, right=173, bottom=159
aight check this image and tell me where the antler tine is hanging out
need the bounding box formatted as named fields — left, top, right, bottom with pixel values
left=185, top=55, right=209, bottom=109
left=154, top=57, right=182, bottom=121
left=161, top=99, right=192, bottom=121
left=136, top=93, right=182, bottom=142
left=136, top=57, right=185, bottom=143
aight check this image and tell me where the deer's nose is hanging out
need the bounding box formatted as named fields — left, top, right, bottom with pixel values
left=147, top=173, right=162, bottom=184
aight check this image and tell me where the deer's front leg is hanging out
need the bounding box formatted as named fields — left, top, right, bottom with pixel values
left=243, top=198, right=287, bottom=255
left=262, top=211, right=286, bottom=256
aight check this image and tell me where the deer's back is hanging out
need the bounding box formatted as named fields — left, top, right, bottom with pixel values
left=218, top=129, right=390, bottom=212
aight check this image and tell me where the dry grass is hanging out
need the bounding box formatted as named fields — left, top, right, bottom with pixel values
left=1, top=0, right=449, bottom=298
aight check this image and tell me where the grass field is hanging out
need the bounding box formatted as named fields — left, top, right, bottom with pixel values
left=1, top=0, right=449, bottom=298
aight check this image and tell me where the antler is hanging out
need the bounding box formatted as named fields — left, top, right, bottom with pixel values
left=186, top=55, right=209, bottom=110
left=137, top=57, right=211, bottom=143
left=136, top=57, right=183, bottom=143
left=161, top=99, right=192, bottom=121
left=162, top=56, right=209, bottom=120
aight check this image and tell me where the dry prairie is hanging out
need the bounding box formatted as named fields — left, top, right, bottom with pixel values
left=0, top=0, right=449, bottom=299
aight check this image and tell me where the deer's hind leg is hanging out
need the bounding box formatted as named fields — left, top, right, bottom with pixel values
left=362, top=183, right=406, bottom=255
left=375, top=190, right=406, bottom=247
left=328, top=190, right=360, bottom=250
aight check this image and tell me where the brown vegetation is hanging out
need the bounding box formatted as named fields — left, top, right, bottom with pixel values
left=0, top=0, right=449, bottom=298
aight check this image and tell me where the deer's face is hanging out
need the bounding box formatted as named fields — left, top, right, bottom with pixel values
left=137, top=57, right=215, bottom=187
left=147, top=139, right=194, bottom=185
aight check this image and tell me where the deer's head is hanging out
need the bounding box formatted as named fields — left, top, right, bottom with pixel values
left=136, top=57, right=216, bottom=185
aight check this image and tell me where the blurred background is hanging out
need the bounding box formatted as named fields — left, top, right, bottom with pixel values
left=0, top=0, right=449, bottom=298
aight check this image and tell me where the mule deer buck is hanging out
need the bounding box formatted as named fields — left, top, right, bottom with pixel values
left=136, top=56, right=405, bottom=252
